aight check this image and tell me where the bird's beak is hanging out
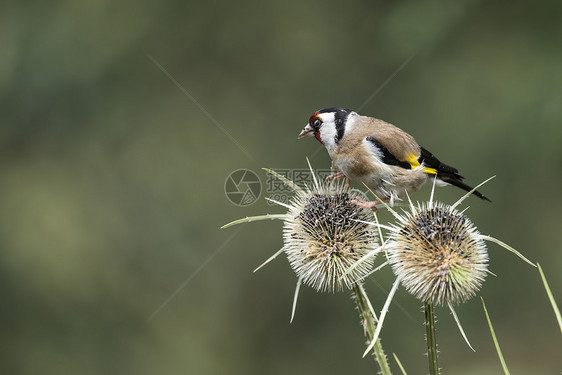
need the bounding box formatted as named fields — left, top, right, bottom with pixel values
left=297, top=124, right=315, bottom=139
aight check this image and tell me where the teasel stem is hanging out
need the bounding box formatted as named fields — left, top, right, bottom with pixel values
left=424, top=302, right=440, bottom=375
left=352, top=284, right=392, bottom=375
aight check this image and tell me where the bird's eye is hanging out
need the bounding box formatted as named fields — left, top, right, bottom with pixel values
left=313, top=119, right=322, bottom=128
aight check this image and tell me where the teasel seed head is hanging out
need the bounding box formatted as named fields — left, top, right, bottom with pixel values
left=386, top=201, right=488, bottom=305
left=283, top=182, right=380, bottom=293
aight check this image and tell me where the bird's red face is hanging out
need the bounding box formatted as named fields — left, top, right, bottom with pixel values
left=297, top=111, right=324, bottom=144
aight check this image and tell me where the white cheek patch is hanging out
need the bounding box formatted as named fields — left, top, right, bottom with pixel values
left=318, top=113, right=337, bottom=151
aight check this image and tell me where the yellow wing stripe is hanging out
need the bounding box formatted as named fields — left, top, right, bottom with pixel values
left=406, top=154, right=438, bottom=175
left=423, top=167, right=438, bottom=175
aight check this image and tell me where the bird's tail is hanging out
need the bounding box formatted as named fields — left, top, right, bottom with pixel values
left=439, top=176, right=491, bottom=202
left=418, top=147, right=491, bottom=202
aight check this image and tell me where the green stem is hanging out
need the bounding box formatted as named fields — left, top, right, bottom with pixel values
left=424, top=302, right=439, bottom=375
left=353, top=284, right=392, bottom=375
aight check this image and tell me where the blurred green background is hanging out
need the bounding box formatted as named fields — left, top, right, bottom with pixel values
left=1, top=0, right=561, bottom=373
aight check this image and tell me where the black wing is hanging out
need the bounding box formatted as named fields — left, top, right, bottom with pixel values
left=365, top=136, right=411, bottom=169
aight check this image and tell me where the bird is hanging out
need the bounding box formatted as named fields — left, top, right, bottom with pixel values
left=297, top=107, right=490, bottom=208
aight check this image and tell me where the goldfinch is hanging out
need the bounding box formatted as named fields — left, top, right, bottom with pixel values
left=297, top=107, right=490, bottom=207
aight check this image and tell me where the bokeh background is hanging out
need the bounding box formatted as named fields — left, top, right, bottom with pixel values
left=1, top=0, right=561, bottom=373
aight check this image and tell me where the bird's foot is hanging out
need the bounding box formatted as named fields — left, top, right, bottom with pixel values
left=326, top=171, right=351, bottom=188
left=350, top=197, right=381, bottom=212
left=326, top=171, right=346, bottom=181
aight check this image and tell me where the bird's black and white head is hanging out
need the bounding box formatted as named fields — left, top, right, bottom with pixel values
left=298, top=107, right=355, bottom=151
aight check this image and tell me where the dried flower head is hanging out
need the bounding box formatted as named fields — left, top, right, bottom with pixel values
left=386, top=201, right=488, bottom=305
left=222, top=167, right=382, bottom=294
left=283, top=184, right=380, bottom=292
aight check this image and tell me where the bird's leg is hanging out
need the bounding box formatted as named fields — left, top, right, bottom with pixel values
left=351, top=197, right=390, bottom=212
left=326, top=167, right=351, bottom=188
left=351, top=197, right=380, bottom=211
left=326, top=171, right=345, bottom=181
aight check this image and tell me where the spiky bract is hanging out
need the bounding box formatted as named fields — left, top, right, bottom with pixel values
left=387, top=202, right=488, bottom=305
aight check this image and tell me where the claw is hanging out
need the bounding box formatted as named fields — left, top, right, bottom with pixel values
left=326, top=171, right=346, bottom=181
left=326, top=171, right=351, bottom=188
left=351, top=197, right=380, bottom=211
